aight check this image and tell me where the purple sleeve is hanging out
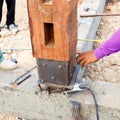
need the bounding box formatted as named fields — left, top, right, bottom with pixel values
left=94, top=28, right=120, bottom=59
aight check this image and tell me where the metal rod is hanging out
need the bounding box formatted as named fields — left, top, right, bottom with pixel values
left=14, top=66, right=37, bottom=83
left=80, top=13, right=120, bottom=18
left=17, top=74, right=31, bottom=85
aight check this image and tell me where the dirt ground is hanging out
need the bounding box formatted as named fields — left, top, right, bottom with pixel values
left=0, top=0, right=36, bottom=70
left=0, top=0, right=34, bottom=120
left=84, top=2, right=120, bottom=83
left=0, top=0, right=120, bottom=120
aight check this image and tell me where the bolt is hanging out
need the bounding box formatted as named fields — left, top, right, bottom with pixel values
left=51, top=76, right=55, bottom=80
left=43, top=63, right=47, bottom=67
left=58, top=65, right=62, bottom=69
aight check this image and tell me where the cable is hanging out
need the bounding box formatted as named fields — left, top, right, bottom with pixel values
left=79, top=85, right=99, bottom=120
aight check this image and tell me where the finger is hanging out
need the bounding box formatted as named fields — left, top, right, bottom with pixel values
left=84, top=59, right=93, bottom=66
left=84, top=61, right=89, bottom=66
left=80, top=59, right=87, bottom=67
left=76, top=55, right=85, bottom=64
left=76, top=56, right=82, bottom=64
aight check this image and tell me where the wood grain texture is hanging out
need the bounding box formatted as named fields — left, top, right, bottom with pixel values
left=27, top=0, right=78, bottom=62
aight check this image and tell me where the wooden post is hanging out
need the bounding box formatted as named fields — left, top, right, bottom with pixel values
left=27, top=0, right=78, bottom=85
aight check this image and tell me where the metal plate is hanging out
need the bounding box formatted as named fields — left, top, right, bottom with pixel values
left=37, top=55, right=76, bottom=85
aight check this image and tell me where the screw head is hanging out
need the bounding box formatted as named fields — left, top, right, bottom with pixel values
left=43, top=63, right=47, bottom=67
left=58, top=65, right=62, bottom=69
left=51, top=76, right=55, bottom=80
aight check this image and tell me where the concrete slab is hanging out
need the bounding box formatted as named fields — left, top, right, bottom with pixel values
left=0, top=80, right=120, bottom=120
left=0, top=66, right=38, bottom=90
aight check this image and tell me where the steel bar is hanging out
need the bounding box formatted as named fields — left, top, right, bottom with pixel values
left=80, top=13, right=120, bottom=17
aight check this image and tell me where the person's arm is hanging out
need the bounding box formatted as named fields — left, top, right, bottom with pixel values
left=76, top=28, right=120, bottom=66
left=94, top=28, right=120, bottom=59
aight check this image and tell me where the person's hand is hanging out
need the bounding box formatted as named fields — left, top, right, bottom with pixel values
left=76, top=50, right=99, bottom=67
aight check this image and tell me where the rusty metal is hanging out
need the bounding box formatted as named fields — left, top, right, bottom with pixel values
left=11, top=74, right=31, bottom=89
left=11, top=66, right=37, bottom=88
left=40, top=83, right=72, bottom=90
left=80, top=13, right=120, bottom=18
left=39, top=82, right=73, bottom=94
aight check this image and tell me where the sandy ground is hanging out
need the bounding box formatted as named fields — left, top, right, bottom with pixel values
left=0, top=0, right=34, bottom=120
left=0, top=0, right=120, bottom=120
left=84, top=2, right=120, bottom=83
left=0, top=0, right=36, bottom=70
